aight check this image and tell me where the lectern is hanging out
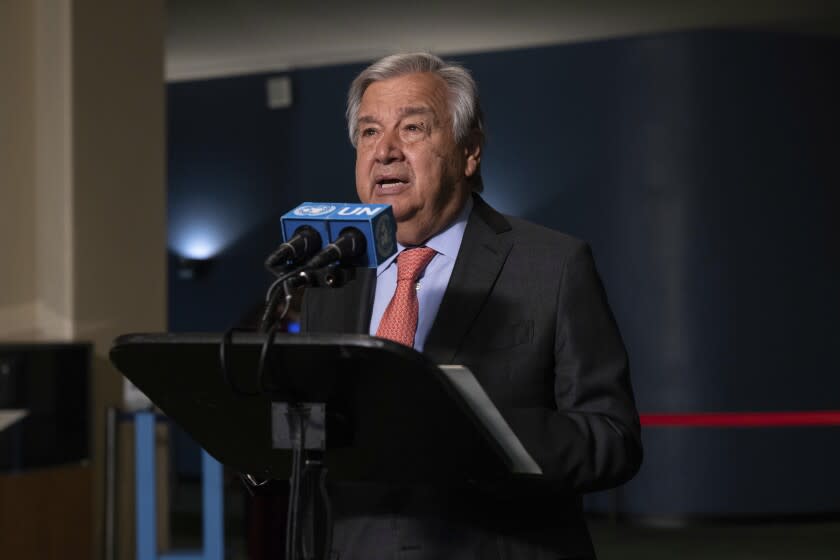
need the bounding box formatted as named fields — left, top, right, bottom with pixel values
left=110, top=331, right=540, bottom=558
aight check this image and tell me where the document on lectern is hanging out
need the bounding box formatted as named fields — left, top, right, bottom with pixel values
left=438, top=365, right=542, bottom=475
left=0, top=409, right=28, bottom=432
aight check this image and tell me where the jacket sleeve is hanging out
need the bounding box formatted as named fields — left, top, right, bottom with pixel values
left=503, top=242, right=643, bottom=492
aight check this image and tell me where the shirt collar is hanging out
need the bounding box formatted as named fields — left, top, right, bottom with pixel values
left=376, top=196, right=474, bottom=277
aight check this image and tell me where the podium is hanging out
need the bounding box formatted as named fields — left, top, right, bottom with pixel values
left=110, top=331, right=542, bottom=559
left=110, top=331, right=537, bottom=484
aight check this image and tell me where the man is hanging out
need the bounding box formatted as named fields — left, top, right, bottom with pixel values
left=302, top=52, right=641, bottom=559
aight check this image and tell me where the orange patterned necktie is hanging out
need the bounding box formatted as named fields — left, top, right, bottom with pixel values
left=375, top=247, right=437, bottom=348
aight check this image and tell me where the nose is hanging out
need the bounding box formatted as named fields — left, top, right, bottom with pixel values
left=374, top=128, right=404, bottom=164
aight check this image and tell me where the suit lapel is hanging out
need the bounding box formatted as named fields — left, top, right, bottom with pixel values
left=424, top=195, right=512, bottom=364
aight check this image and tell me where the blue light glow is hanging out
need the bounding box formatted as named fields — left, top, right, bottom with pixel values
left=170, top=223, right=227, bottom=259
left=183, top=237, right=217, bottom=259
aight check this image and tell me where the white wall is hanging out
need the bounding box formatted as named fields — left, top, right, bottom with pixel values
left=0, top=1, right=166, bottom=558
left=0, top=0, right=36, bottom=329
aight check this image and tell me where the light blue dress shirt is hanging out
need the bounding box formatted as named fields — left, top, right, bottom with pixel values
left=369, top=197, right=473, bottom=352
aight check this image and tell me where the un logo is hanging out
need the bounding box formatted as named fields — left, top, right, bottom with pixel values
left=375, top=214, right=396, bottom=258
left=293, top=204, right=336, bottom=217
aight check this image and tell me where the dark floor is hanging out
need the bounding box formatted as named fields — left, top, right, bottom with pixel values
left=172, top=513, right=840, bottom=559
left=589, top=518, right=840, bottom=560
left=169, top=481, right=840, bottom=559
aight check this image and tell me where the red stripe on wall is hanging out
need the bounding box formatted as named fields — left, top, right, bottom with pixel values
left=640, top=411, right=840, bottom=427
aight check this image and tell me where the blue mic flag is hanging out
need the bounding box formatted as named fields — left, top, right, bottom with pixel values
left=280, top=202, right=397, bottom=268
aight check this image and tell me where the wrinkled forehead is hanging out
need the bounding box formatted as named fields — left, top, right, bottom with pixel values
left=358, top=72, right=452, bottom=124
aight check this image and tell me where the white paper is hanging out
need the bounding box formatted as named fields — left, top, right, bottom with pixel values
left=438, top=365, right=542, bottom=475
left=0, top=409, right=29, bottom=432
left=123, top=379, right=153, bottom=412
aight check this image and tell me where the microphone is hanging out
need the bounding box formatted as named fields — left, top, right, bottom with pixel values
left=280, top=202, right=397, bottom=268
left=279, top=203, right=335, bottom=257
left=301, top=227, right=367, bottom=271
left=261, top=203, right=396, bottom=329
left=264, top=225, right=322, bottom=269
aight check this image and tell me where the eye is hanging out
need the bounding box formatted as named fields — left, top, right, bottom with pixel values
left=361, top=127, right=377, bottom=137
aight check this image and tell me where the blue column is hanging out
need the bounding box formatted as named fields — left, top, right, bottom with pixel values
left=135, top=411, right=157, bottom=560
left=201, top=450, right=224, bottom=560
left=135, top=413, right=225, bottom=560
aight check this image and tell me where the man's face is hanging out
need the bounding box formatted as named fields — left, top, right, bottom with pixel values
left=354, top=72, right=480, bottom=245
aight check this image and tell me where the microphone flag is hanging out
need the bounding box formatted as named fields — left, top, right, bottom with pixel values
left=280, top=202, right=397, bottom=268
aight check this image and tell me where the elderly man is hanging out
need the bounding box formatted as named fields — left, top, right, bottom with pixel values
left=302, top=52, right=641, bottom=560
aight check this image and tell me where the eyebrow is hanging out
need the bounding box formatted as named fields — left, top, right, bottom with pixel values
left=357, top=106, right=436, bottom=127
left=398, top=106, right=434, bottom=119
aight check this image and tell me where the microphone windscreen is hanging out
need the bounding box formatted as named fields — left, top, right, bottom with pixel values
left=326, top=205, right=396, bottom=267
left=280, top=203, right=336, bottom=251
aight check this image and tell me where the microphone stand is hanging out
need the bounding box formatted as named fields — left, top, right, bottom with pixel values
left=245, top=227, right=369, bottom=559
left=254, top=260, right=346, bottom=560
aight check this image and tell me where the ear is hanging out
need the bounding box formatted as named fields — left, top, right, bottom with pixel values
left=463, top=131, right=482, bottom=178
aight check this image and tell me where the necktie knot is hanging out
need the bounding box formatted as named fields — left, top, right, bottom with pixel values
left=396, top=247, right=437, bottom=282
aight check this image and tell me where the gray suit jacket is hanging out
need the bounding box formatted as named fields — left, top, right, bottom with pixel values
left=301, top=195, right=642, bottom=558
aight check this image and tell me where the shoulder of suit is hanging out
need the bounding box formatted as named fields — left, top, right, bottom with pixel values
left=502, top=214, right=588, bottom=254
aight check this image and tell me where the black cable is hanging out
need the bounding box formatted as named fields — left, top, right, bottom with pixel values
left=291, top=443, right=301, bottom=560
left=261, top=266, right=303, bottom=333
left=256, top=322, right=282, bottom=394
left=261, top=276, right=300, bottom=333
left=219, top=327, right=261, bottom=396
left=296, top=458, right=331, bottom=560
left=275, top=278, right=295, bottom=325
left=300, top=464, right=315, bottom=560
left=300, top=456, right=328, bottom=560
left=265, top=265, right=303, bottom=305
left=260, top=281, right=287, bottom=333
left=285, top=406, right=309, bottom=560
left=285, top=443, right=300, bottom=560
left=295, top=408, right=309, bottom=559
left=264, top=273, right=289, bottom=305
left=318, top=466, right=333, bottom=560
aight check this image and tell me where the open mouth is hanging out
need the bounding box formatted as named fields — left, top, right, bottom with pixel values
left=375, top=176, right=410, bottom=192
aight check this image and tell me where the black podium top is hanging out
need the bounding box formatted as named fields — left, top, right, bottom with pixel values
left=110, top=332, right=520, bottom=484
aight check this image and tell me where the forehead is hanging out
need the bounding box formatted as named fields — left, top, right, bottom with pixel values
left=359, top=72, right=450, bottom=120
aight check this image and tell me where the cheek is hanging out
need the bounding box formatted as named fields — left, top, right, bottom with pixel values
left=354, top=160, right=369, bottom=202
left=428, top=142, right=456, bottom=170
left=356, top=144, right=375, bottom=166
left=355, top=183, right=367, bottom=203
left=355, top=149, right=370, bottom=172
left=412, top=149, right=444, bottom=182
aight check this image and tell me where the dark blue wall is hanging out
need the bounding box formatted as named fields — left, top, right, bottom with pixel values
left=167, top=31, right=840, bottom=515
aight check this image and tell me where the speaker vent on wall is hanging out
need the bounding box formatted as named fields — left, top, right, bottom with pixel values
left=266, top=76, right=293, bottom=109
